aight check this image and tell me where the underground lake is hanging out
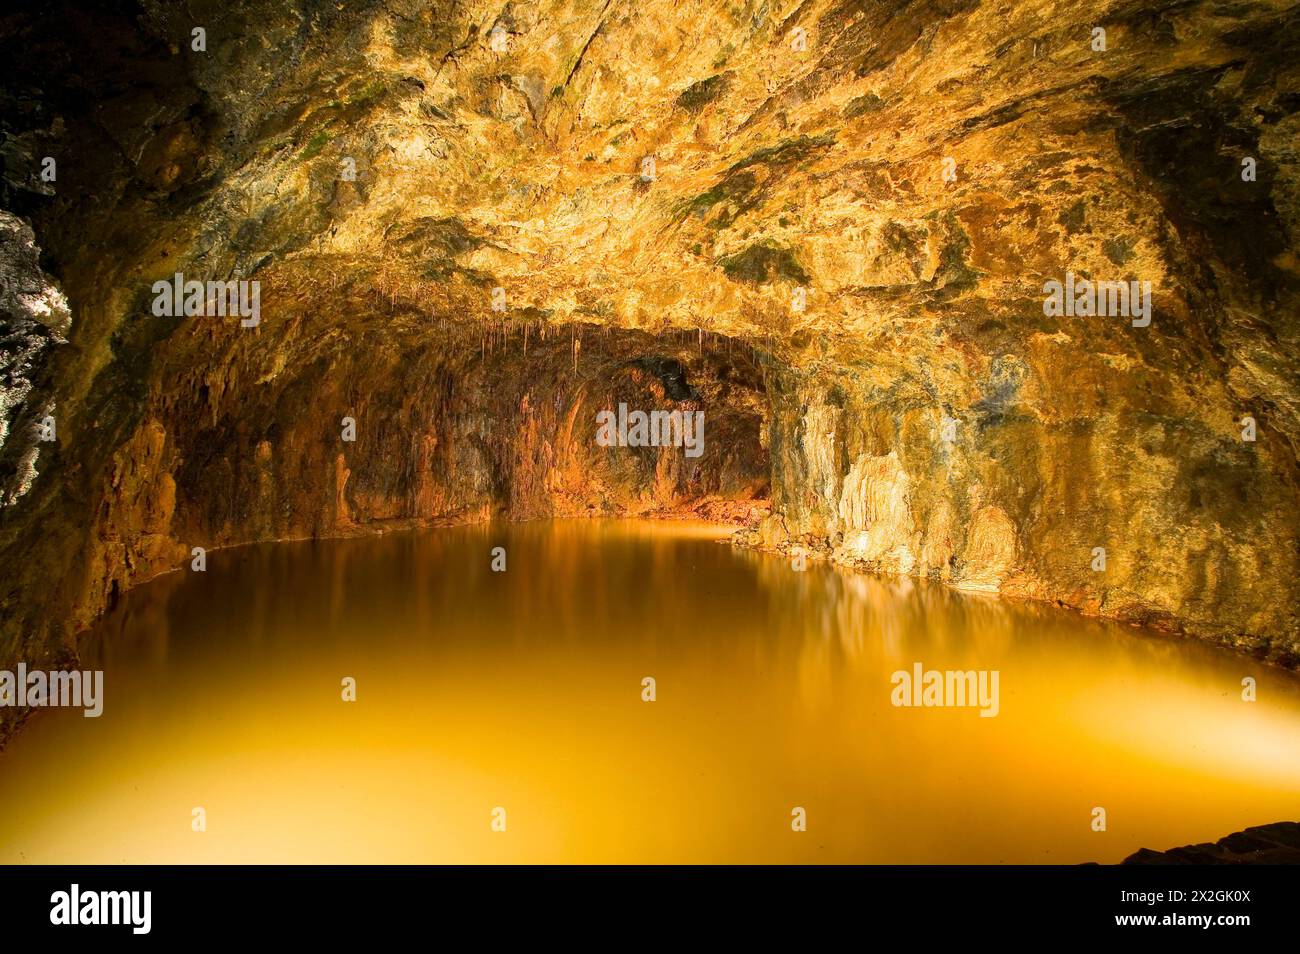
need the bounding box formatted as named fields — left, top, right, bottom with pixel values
left=0, top=519, right=1296, bottom=865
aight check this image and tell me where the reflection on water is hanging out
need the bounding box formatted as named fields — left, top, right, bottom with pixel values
left=1, top=519, right=1298, bottom=863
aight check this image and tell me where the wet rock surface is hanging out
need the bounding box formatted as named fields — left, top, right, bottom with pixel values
left=1122, top=821, right=1300, bottom=865
left=0, top=0, right=1298, bottom=705
left=0, top=211, right=69, bottom=507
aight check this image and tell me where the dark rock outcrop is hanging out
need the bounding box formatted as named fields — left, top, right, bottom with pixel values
left=1122, top=821, right=1300, bottom=865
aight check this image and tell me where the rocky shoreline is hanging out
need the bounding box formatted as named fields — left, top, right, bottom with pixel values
left=1121, top=822, right=1300, bottom=865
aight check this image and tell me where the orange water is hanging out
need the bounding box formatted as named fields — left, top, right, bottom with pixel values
left=0, top=519, right=1297, bottom=863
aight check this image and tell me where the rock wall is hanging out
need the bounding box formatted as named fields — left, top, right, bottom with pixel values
left=743, top=359, right=1300, bottom=661
left=0, top=211, right=69, bottom=507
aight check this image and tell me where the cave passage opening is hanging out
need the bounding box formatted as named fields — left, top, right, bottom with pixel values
left=151, top=319, right=779, bottom=537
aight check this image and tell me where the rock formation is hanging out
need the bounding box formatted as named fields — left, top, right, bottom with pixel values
left=1122, top=821, right=1300, bottom=864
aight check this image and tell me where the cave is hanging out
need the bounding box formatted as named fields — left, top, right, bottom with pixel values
left=1, top=0, right=1299, bottom=889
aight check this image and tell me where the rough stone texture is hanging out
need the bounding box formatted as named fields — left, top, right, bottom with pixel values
left=0, top=211, right=70, bottom=506
left=1122, top=821, right=1300, bottom=864
left=0, top=0, right=1298, bottom=708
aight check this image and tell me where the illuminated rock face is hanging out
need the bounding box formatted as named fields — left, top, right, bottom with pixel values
left=0, top=0, right=1298, bottom=682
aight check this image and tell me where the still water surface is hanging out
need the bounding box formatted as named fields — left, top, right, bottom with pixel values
left=1, top=520, right=1298, bottom=863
